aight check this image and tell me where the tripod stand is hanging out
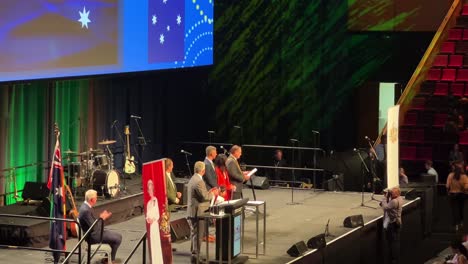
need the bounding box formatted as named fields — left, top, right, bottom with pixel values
left=354, top=149, right=376, bottom=209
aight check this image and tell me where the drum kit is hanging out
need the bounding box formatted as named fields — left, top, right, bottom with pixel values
left=64, top=139, right=122, bottom=198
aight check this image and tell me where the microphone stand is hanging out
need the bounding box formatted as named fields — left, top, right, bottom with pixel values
left=112, top=121, right=126, bottom=172
left=288, top=140, right=300, bottom=205
left=312, top=131, right=320, bottom=192
left=354, top=149, right=376, bottom=209
left=132, top=118, right=146, bottom=171
left=184, top=152, right=192, bottom=176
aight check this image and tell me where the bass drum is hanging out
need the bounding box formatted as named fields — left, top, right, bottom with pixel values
left=91, top=170, right=120, bottom=198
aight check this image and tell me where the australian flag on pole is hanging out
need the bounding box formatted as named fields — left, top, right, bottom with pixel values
left=148, top=0, right=185, bottom=63
left=47, top=138, right=66, bottom=262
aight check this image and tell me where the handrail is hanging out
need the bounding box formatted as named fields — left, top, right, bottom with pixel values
left=61, top=217, right=105, bottom=264
left=0, top=213, right=82, bottom=263
left=375, top=0, right=462, bottom=145
left=123, top=231, right=147, bottom=264
left=0, top=160, right=50, bottom=172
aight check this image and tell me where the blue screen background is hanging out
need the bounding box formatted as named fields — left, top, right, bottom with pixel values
left=0, top=0, right=213, bottom=82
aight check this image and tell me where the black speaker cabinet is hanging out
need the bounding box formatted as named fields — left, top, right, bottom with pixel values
left=343, top=214, right=364, bottom=228
left=170, top=218, right=191, bottom=242
left=307, top=233, right=326, bottom=249
left=287, top=241, right=308, bottom=257
left=22, top=182, right=49, bottom=201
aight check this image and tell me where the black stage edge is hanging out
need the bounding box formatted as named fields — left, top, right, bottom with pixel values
left=288, top=198, right=422, bottom=264
left=0, top=175, right=144, bottom=248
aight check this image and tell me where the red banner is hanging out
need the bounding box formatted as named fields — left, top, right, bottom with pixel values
left=142, top=159, right=172, bottom=263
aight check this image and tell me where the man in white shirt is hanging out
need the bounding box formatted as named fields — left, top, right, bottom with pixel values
left=425, top=160, right=439, bottom=183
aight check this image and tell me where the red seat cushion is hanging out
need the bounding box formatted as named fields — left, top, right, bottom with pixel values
left=400, top=146, right=417, bottom=160
left=449, top=55, right=464, bottom=67
left=449, top=29, right=463, bottom=40
left=404, top=113, right=418, bottom=126
left=434, top=82, right=449, bottom=96
left=452, top=82, right=465, bottom=97
left=441, top=42, right=456, bottom=54
left=427, top=68, right=441, bottom=81
left=442, top=68, right=456, bottom=81
left=459, top=131, right=468, bottom=145
left=463, top=5, right=468, bottom=16
left=417, top=147, right=432, bottom=160
left=434, top=55, right=448, bottom=67
left=458, top=69, right=468, bottom=81
left=433, top=113, right=447, bottom=127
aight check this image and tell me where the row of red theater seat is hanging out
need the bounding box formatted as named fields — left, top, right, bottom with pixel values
left=448, top=28, right=468, bottom=41
left=433, top=54, right=464, bottom=67
left=440, top=41, right=468, bottom=54
left=400, top=128, right=446, bottom=143
left=420, top=81, right=466, bottom=96
left=403, top=112, right=447, bottom=127
left=427, top=67, right=468, bottom=81
left=400, top=146, right=433, bottom=161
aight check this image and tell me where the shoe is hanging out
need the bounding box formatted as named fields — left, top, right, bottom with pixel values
left=202, top=234, right=216, bottom=242
left=190, top=255, right=198, bottom=264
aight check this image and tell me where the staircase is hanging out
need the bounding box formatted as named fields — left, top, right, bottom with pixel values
left=389, top=0, right=468, bottom=182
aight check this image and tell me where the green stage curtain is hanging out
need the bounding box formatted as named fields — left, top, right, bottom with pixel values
left=5, top=83, right=49, bottom=205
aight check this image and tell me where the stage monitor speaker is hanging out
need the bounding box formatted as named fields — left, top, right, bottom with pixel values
left=307, top=233, right=326, bottom=249
left=170, top=217, right=191, bottom=242
left=247, top=176, right=269, bottom=190
left=286, top=241, right=308, bottom=257
left=343, top=214, right=364, bottom=228
left=22, top=182, right=49, bottom=201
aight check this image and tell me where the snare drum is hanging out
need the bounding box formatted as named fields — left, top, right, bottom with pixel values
left=91, top=169, right=120, bottom=198
left=94, top=155, right=109, bottom=169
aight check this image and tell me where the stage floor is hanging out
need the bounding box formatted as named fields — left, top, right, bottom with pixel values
left=0, top=188, right=414, bottom=263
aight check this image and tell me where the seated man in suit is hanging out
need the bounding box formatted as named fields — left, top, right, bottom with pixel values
left=78, top=189, right=122, bottom=264
left=187, top=161, right=218, bottom=263
left=165, top=158, right=182, bottom=212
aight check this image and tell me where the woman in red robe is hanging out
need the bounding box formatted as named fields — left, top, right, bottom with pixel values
left=214, top=154, right=236, bottom=200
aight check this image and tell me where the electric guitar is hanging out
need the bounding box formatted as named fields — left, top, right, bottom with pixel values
left=65, top=185, right=79, bottom=237
left=124, top=125, right=136, bottom=174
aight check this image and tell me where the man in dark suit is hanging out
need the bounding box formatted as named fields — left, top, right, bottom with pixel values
left=78, top=189, right=122, bottom=264
left=203, top=146, right=218, bottom=190
left=187, top=161, right=217, bottom=263
left=165, top=158, right=182, bottom=212
left=226, top=145, right=250, bottom=199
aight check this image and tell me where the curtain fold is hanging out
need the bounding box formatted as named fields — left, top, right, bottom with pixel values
left=5, top=83, right=48, bottom=204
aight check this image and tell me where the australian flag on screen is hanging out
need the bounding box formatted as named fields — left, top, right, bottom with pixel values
left=47, top=138, right=66, bottom=262
left=0, top=0, right=118, bottom=73
left=148, top=0, right=185, bottom=63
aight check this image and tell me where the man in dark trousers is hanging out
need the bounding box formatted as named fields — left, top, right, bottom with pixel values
left=203, top=145, right=218, bottom=190
left=226, top=145, right=250, bottom=199
left=380, top=187, right=403, bottom=264
left=78, top=189, right=122, bottom=264
left=187, top=161, right=217, bottom=263
left=165, top=158, right=182, bottom=212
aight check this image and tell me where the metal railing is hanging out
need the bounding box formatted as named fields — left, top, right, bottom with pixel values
left=376, top=0, right=463, bottom=145
left=123, top=231, right=147, bottom=264
left=62, top=217, right=105, bottom=264
left=0, top=213, right=82, bottom=263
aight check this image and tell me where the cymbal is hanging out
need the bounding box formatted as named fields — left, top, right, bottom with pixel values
left=64, top=149, right=77, bottom=154
left=98, top=140, right=117, bottom=145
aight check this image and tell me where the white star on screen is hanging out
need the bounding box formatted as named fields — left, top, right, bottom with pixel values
left=177, top=14, right=182, bottom=25
left=78, top=6, right=91, bottom=29
left=167, top=25, right=170, bottom=31
left=152, top=15, right=157, bottom=25
left=163, top=0, right=168, bottom=4
left=160, top=34, right=165, bottom=44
